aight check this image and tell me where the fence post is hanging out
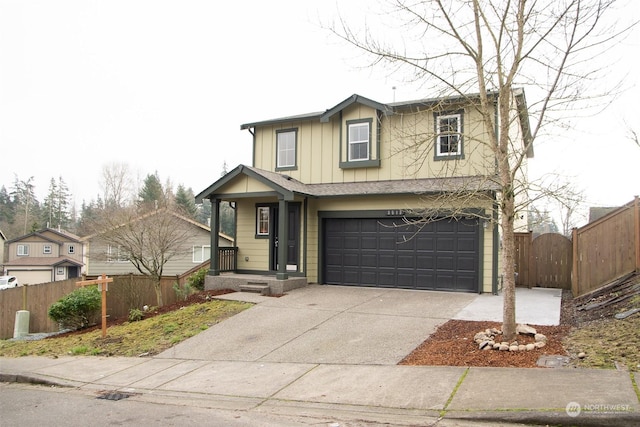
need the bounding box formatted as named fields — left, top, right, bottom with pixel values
left=635, top=195, right=639, bottom=272
left=571, top=227, right=578, bottom=297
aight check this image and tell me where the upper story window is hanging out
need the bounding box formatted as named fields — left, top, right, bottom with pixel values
left=435, top=111, right=464, bottom=159
left=43, top=245, right=52, bottom=254
left=17, top=244, right=29, bottom=256
left=68, top=244, right=75, bottom=255
left=193, top=245, right=211, bottom=263
left=276, top=129, right=297, bottom=170
left=348, top=121, right=370, bottom=161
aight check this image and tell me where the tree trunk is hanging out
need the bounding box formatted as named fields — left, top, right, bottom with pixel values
left=501, top=195, right=517, bottom=341
left=154, top=280, right=164, bottom=307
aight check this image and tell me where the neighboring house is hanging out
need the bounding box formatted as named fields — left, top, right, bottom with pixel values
left=0, top=228, right=6, bottom=272
left=81, top=210, right=233, bottom=277
left=197, top=91, right=532, bottom=294
left=4, top=228, right=83, bottom=285
left=588, top=206, right=619, bottom=223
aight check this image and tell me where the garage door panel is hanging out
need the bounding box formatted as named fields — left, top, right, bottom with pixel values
left=343, top=253, right=360, bottom=266
left=457, top=256, right=477, bottom=271
left=323, top=217, right=478, bottom=292
left=436, top=237, right=455, bottom=251
left=361, top=236, right=377, bottom=249
left=457, top=237, right=477, bottom=252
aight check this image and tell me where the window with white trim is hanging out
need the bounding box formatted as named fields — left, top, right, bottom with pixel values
left=276, top=129, right=297, bottom=169
left=435, top=112, right=463, bottom=158
left=107, top=245, right=128, bottom=263
left=43, top=245, right=52, bottom=254
left=256, top=206, right=270, bottom=236
left=348, top=121, right=370, bottom=161
left=193, top=245, right=211, bottom=263
left=68, top=244, right=75, bottom=254
left=17, top=244, right=29, bottom=256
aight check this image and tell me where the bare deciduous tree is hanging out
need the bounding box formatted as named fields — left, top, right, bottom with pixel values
left=100, top=162, right=135, bottom=208
left=330, top=0, right=633, bottom=339
left=87, top=207, right=200, bottom=306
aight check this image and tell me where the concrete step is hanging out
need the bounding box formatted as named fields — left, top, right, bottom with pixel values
left=239, top=283, right=270, bottom=296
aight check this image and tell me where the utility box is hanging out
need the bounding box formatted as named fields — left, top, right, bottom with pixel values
left=13, top=310, right=30, bottom=339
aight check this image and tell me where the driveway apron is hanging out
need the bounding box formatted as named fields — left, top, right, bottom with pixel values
left=158, top=285, right=477, bottom=365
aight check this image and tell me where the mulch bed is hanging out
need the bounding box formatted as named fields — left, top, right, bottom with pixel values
left=399, top=289, right=575, bottom=368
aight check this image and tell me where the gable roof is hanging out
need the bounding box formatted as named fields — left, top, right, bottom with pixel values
left=6, top=228, right=82, bottom=245
left=196, top=164, right=500, bottom=202
left=80, top=208, right=211, bottom=241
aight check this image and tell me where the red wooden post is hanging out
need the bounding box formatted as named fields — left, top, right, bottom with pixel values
left=76, top=274, right=113, bottom=338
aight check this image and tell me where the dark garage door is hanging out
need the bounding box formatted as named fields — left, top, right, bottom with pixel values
left=323, top=217, right=479, bottom=292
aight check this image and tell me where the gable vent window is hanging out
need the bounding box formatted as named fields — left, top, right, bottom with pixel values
left=276, top=129, right=297, bottom=170
left=348, top=122, right=370, bottom=161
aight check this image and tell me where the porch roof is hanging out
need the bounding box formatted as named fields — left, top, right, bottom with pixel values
left=196, top=164, right=500, bottom=201
left=4, top=257, right=84, bottom=268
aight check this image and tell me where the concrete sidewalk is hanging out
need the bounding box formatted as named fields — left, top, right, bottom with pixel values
left=1, top=285, right=638, bottom=425
left=1, top=356, right=638, bottom=425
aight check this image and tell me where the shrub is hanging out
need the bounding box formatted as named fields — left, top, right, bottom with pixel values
left=187, top=267, right=207, bottom=291
left=48, top=286, right=101, bottom=330
left=128, top=308, right=144, bottom=322
left=173, top=282, right=193, bottom=301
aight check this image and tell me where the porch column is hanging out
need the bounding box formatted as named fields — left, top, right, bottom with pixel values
left=209, top=197, right=221, bottom=276
left=276, top=198, right=288, bottom=280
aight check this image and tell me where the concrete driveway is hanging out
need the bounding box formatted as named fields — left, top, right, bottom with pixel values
left=158, top=285, right=477, bottom=365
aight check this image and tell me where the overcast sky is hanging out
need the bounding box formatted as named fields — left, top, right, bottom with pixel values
left=1, top=1, right=638, bottom=223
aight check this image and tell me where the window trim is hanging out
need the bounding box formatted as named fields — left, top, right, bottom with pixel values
left=107, top=245, right=128, bottom=263
left=256, top=205, right=270, bottom=238
left=434, top=110, right=465, bottom=160
left=275, top=128, right=297, bottom=171
left=43, top=245, right=52, bottom=254
left=67, top=244, right=75, bottom=255
left=17, top=244, right=29, bottom=256
left=347, top=120, right=370, bottom=162
left=340, top=118, right=380, bottom=169
left=192, top=245, right=211, bottom=263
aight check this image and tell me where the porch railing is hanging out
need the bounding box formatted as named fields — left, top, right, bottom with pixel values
left=219, top=247, right=238, bottom=272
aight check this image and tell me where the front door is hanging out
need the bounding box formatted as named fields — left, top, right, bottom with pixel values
left=271, top=203, right=300, bottom=272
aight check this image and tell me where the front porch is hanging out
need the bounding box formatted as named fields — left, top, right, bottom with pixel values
left=205, top=273, right=308, bottom=296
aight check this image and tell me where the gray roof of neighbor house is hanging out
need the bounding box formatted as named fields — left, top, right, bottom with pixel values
left=196, top=164, right=500, bottom=202
left=5, top=228, right=82, bottom=244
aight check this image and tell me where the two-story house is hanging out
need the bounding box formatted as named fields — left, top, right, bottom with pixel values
left=197, top=91, right=531, bottom=295
left=4, top=228, right=84, bottom=285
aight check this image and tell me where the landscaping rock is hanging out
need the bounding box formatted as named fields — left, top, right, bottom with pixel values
left=516, top=324, right=537, bottom=335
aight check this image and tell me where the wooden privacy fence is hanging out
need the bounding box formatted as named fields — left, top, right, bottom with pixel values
left=572, top=197, right=640, bottom=296
left=514, top=232, right=573, bottom=290
left=0, top=272, right=199, bottom=340
left=515, top=197, right=640, bottom=296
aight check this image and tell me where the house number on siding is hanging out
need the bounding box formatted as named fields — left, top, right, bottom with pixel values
left=386, top=210, right=405, bottom=216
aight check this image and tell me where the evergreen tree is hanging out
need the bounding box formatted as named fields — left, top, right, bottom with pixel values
left=11, top=175, right=40, bottom=235
left=0, top=185, right=16, bottom=226
left=42, top=176, right=72, bottom=230
left=138, top=172, right=164, bottom=210
left=175, top=185, right=197, bottom=219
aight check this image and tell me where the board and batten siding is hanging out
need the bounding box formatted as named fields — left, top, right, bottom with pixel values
left=252, top=102, right=497, bottom=184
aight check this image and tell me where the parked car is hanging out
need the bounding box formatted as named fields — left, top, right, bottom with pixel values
left=0, top=275, right=19, bottom=290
